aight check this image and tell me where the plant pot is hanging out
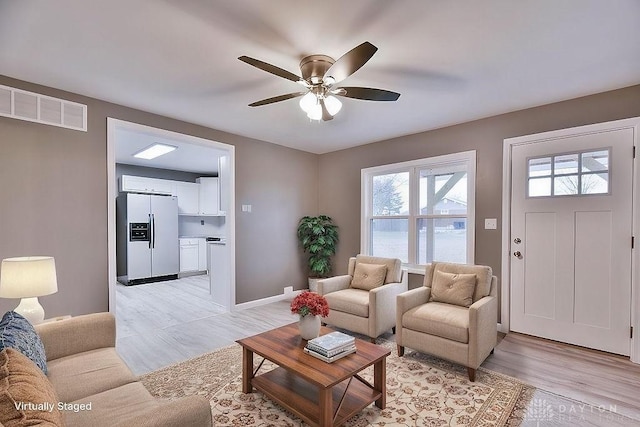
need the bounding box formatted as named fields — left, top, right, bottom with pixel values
left=298, top=314, right=321, bottom=340
left=308, top=277, right=319, bottom=293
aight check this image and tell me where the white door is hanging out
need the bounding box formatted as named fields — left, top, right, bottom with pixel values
left=510, top=127, right=634, bottom=355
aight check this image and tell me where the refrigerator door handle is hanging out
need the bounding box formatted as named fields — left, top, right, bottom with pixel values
left=152, top=213, right=156, bottom=249
left=148, top=214, right=152, bottom=249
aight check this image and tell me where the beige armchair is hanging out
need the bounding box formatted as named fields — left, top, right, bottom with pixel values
left=317, top=255, right=407, bottom=343
left=396, top=262, right=497, bottom=382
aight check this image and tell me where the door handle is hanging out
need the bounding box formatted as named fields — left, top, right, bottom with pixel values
left=513, top=251, right=522, bottom=258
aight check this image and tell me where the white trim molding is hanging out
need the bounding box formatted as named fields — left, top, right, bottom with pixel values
left=501, top=117, right=640, bottom=364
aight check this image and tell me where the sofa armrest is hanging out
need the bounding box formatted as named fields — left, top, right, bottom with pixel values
left=35, top=313, right=116, bottom=361
left=468, top=295, right=498, bottom=368
left=369, top=276, right=408, bottom=337
left=396, top=287, right=431, bottom=346
left=113, top=396, right=212, bottom=427
left=317, top=275, right=351, bottom=295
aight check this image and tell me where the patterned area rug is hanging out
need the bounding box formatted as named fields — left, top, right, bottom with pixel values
left=140, top=342, right=534, bottom=426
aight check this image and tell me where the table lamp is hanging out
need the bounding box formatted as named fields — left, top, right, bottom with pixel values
left=0, top=256, right=58, bottom=324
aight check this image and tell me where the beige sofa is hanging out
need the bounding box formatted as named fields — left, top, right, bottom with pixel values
left=34, top=312, right=212, bottom=427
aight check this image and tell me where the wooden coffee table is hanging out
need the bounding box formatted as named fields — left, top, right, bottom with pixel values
left=236, top=323, right=390, bottom=427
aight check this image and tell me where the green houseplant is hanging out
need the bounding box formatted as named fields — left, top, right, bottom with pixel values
left=297, top=215, right=339, bottom=291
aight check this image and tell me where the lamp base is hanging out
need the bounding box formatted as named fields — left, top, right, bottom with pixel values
left=14, top=297, right=45, bottom=325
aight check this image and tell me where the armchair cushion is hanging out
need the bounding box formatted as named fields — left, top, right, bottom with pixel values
left=429, top=271, right=477, bottom=307
left=353, top=255, right=402, bottom=284
left=324, top=289, right=370, bottom=318
left=402, top=302, right=470, bottom=344
left=426, top=262, right=492, bottom=303
left=350, top=263, right=387, bottom=291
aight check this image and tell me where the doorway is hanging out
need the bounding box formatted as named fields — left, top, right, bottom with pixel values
left=501, top=117, right=640, bottom=362
left=106, top=118, right=236, bottom=313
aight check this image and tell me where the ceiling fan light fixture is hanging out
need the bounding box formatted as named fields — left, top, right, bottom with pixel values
left=299, top=91, right=317, bottom=113
left=324, top=95, right=342, bottom=116
left=306, top=103, right=322, bottom=121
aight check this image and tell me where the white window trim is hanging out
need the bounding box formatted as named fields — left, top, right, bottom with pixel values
left=361, top=150, right=476, bottom=272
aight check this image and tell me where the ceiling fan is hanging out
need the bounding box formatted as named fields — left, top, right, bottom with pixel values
left=238, top=41, right=400, bottom=121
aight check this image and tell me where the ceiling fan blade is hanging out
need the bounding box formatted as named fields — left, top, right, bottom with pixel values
left=336, top=87, right=401, bottom=101
left=323, top=41, right=378, bottom=84
left=320, top=99, right=333, bottom=121
left=239, top=56, right=303, bottom=83
left=248, top=92, right=305, bottom=107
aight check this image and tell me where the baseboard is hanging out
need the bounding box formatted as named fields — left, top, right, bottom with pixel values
left=234, top=289, right=305, bottom=311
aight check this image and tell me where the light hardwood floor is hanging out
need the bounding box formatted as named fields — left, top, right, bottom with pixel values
left=115, top=275, right=297, bottom=375
left=116, top=281, right=640, bottom=425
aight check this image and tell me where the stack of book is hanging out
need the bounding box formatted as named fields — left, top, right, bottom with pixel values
left=304, top=331, right=356, bottom=363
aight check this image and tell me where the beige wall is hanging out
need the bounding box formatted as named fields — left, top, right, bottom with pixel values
left=0, top=75, right=318, bottom=316
left=318, top=85, right=640, bottom=315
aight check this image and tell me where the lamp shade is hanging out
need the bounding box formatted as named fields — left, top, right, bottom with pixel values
left=0, top=257, right=58, bottom=298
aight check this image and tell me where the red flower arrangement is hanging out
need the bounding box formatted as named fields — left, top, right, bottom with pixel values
left=290, top=291, right=330, bottom=318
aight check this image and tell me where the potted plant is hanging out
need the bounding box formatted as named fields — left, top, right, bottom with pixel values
left=297, top=215, right=339, bottom=292
left=290, top=291, right=330, bottom=339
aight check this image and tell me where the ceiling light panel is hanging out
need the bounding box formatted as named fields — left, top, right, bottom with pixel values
left=133, top=143, right=177, bottom=160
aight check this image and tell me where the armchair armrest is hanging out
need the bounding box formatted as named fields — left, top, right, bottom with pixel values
left=113, top=396, right=212, bottom=427
left=317, top=275, right=351, bottom=295
left=35, top=312, right=115, bottom=361
left=396, top=287, right=430, bottom=315
left=369, top=277, right=408, bottom=338
left=396, top=287, right=431, bottom=346
left=468, top=295, right=498, bottom=368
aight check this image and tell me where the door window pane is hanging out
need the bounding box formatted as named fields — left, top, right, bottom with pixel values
left=417, top=218, right=467, bottom=264
left=582, top=150, right=609, bottom=172
left=528, top=157, right=551, bottom=177
left=371, top=218, right=408, bottom=262
left=554, top=154, right=579, bottom=175
left=554, top=175, right=579, bottom=195
left=582, top=173, right=609, bottom=194
left=528, top=148, right=610, bottom=198
left=372, top=172, right=409, bottom=215
left=529, top=177, right=551, bottom=197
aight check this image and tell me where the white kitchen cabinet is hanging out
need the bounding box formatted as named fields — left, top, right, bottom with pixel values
left=120, top=175, right=173, bottom=195
left=209, top=242, right=229, bottom=309
left=196, top=177, right=220, bottom=215
left=179, top=238, right=199, bottom=272
left=173, top=182, right=200, bottom=215
left=198, top=238, right=207, bottom=271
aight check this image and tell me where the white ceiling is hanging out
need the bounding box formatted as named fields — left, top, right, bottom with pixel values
left=1, top=1, right=639, bottom=154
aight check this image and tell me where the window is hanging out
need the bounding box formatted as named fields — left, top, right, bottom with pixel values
left=362, top=151, right=476, bottom=267
left=527, top=149, right=610, bottom=197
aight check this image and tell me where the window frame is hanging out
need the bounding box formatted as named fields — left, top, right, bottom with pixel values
left=361, top=150, right=476, bottom=272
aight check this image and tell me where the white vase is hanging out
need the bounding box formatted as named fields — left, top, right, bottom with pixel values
left=308, top=277, right=319, bottom=293
left=298, top=314, right=321, bottom=340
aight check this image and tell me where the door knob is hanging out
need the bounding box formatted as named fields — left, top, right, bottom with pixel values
left=513, top=251, right=522, bottom=258
left=514, top=238, right=521, bottom=244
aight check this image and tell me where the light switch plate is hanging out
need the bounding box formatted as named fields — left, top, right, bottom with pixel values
left=485, top=218, right=497, bottom=229
left=242, top=204, right=252, bottom=213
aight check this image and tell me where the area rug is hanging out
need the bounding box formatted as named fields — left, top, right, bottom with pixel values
left=140, top=343, right=534, bottom=426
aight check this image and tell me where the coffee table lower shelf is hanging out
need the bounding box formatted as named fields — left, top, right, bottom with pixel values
left=251, top=367, right=380, bottom=427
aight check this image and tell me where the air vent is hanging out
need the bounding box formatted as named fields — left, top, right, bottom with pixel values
left=0, top=84, right=87, bottom=132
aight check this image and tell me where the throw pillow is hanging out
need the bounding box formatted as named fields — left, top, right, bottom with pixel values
left=429, top=271, right=477, bottom=307
left=351, top=263, right=387, bottom=291
left=0, top=311, right=48, bottom=374
left=0, top=348, right=63, bottom=426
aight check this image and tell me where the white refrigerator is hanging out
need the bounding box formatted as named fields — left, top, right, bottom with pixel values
left=118, top=193, right=179, bottom=285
